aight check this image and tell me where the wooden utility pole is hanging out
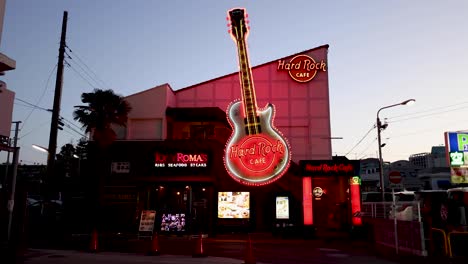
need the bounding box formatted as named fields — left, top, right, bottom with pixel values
left=46, top=11, right=68, bottom=187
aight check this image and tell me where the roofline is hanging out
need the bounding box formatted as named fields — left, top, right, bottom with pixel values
left=124, top=83, right=174, bottom=99
left=176, top=44, right=330, bottom=93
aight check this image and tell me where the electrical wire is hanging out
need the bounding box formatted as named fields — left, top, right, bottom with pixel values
left=344, top=124, right=376, bottom=157
left=15, top=98, right=51, bottom=112
left=65, top=51, right=105, bottom=89
left=19, top=64, right=57, bottom=131
left=65, top=60, right=99, bottom=89
left=65, top=46, right=110, bottom=89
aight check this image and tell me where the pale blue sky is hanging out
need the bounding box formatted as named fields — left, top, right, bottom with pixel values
left=1, top=0, right=468, bottom=165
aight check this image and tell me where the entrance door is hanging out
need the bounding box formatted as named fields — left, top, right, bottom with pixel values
left=312, top=177, right=348, bottom=231
left=150, top=184, right=212, bottom=234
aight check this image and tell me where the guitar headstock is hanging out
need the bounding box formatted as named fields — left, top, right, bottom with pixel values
left=227, top=8, right=250, bottom=41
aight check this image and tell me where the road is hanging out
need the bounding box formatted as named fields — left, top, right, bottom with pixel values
left=22, top=234, right=399, bottom=264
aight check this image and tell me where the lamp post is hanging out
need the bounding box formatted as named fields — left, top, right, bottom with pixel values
left=377, top=99, right=415, bottom=201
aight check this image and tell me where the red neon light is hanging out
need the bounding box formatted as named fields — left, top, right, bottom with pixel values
left=223, top=8, right=291, bottom=186
left=350, top=177, right=362, bottom=226
left=303, top=177, right=313, bottom=225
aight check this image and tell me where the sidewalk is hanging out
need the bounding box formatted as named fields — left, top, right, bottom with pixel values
left=24, top=249, right=260, bottom=264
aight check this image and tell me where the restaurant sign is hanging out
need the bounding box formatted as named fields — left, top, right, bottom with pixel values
left=277, top=54, right=327, bottom=83
left=300, top=160, right=360, bottom=177
left=155, top=151, right=208, bottom=168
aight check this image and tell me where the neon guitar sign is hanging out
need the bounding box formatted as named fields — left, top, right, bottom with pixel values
left=224, top=8, right=291, bottom=186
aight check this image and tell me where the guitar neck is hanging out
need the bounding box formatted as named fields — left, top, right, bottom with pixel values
left=236, top=37, right=258, bottom=123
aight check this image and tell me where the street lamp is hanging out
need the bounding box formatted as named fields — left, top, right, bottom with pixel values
left=377, top=99, right=415, bottom=201
left=32, top=144, right=49, bottom=153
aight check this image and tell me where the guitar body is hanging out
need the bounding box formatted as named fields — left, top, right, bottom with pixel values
left=224, top=101, right=291, bottom=185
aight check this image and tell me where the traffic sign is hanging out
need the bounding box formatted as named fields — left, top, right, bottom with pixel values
left=388, top=171, right=402, bottom=184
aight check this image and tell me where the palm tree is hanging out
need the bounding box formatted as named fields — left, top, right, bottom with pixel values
left=73, top=89, right=131, bottom=148
left=72, top=89, right=131, bottom=235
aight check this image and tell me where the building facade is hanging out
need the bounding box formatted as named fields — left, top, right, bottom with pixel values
left=80, top=45, right=363, bottom=236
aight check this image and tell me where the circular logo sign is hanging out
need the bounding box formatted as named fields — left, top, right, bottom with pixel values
left=313, top=187, right=324, bottom=197
left=277, top=54, right=327, bottom=83
left=388, top=171, right=402, bottom=184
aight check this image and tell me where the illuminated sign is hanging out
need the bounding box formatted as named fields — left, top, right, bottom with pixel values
left=300, top=160, right=359, bottom=177
left=312, top=187, right=324, bottom=198
left=445, top=132, right=468, bottom=183
left=224, top=8, right=291, bottom=186
left=349, top=176, right=362, bottom=226
left=154, top=152, right=208, bottom=168
left=276, top=196, right=289, bottom=219
left=277, top=54, right=327, bottom=82
left=218, top=192, right=250, bottom=219
left=450, top=151, right=464, bottom=166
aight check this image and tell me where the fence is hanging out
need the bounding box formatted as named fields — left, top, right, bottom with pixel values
left=362, top=201, right=427, bottom=257
left=361, top=201, right=421, bottom=221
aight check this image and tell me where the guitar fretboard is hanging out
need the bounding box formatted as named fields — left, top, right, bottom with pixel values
left=234, top=27, right=260, bottom=135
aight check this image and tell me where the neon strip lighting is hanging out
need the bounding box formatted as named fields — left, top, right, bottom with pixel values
left=303, top=177, right=313, bottom=225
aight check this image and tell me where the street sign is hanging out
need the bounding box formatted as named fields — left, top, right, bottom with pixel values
left=388, top=171, right=402, bottom=184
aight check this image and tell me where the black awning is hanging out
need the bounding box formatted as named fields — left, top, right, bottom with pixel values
left=166, top=107, right=228, bottom=125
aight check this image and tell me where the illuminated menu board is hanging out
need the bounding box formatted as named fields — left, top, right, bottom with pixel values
left=276, top=196, right=289, bottom=219
left=218, top=192, right=250, bottom=219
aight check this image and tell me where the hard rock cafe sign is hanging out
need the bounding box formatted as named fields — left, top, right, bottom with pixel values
left=225, top=8, right=291, bottom=186
left=277, top=54, right=327, bottom=83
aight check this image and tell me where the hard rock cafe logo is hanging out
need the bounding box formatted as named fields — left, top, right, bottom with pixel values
left=277, top=54, right=327, bottom=83
left=313, top=187, right=324, bottom=198
left=228, top=136, right=285, bottom=172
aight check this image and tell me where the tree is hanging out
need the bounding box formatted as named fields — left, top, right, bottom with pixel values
left=73, top=89, right=131, bottom=148
left=72, top=89, right=131, bottom=232
left=74, top=137, right=89, bottom=160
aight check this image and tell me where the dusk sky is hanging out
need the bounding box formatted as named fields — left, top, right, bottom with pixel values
left=1, top=0, right=468, bottom=165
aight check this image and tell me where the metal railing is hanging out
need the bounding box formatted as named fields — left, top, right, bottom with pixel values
left=361, top=201, right=421, bottom=221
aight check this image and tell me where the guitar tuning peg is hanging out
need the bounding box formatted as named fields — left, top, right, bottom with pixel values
left=227, top=23, right=231, bottom=28
left=245, top=20, right=250, bottom=24
left=228, top=30, right=231, bottom=34
left=245, top=13, right=249, bottom=18
left=226, top=16, right=229, bottom=21
left=247, top=26, right=251, bottom=30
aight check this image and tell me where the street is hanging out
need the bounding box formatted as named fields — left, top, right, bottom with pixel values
left=22, top=234, right=399, bottom=264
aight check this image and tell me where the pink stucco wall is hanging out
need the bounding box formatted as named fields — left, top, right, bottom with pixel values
left=124, top=46, right=331, bottom=162
left=174, top=45, right=332, bottom=162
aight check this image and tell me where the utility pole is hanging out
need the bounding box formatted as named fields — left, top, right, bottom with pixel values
left=7, top=121, right=21, bottom=241
left=46, top=11, right=68, bottom=189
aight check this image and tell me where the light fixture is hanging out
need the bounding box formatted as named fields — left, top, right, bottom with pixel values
left=376, top=99, right=415, bottom=201
left=32, top=144, right=48, bottom=153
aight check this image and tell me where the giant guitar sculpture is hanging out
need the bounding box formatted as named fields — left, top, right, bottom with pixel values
left=224, top=8, right=291, bottom=186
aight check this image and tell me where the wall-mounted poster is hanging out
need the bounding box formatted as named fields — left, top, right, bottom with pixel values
left=139, top=210, right=156, bottom=232
left=276, top=196, right=289, bottom=219
left=160, top=213, right=186, bottom=232
left=218, top=192, right=250, bottom=219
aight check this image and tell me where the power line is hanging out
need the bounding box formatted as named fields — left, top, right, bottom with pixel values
left=15, top=98, right=51, bottom=112
left=65, top=60, right=99, bottom=89
left=65, top=46, right=110, bottom=89
left=357, top=138, right=377, bottom=159
left=19, top=64, right=57, bottom=131
left=388, top=105, right=468, bottom=123
left=65, top=51, right=105, bottom=89
left=344, top=123, right=376, bottom=156
left=387, top=101, right=468, bottom=120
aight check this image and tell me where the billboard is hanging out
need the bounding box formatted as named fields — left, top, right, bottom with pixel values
left=445, top=132, right=468, bottom=184
left=0, top=82, right=14, bottom=138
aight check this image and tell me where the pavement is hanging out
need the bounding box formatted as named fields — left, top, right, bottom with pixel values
left=10, top=232, right=468, bottom=264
